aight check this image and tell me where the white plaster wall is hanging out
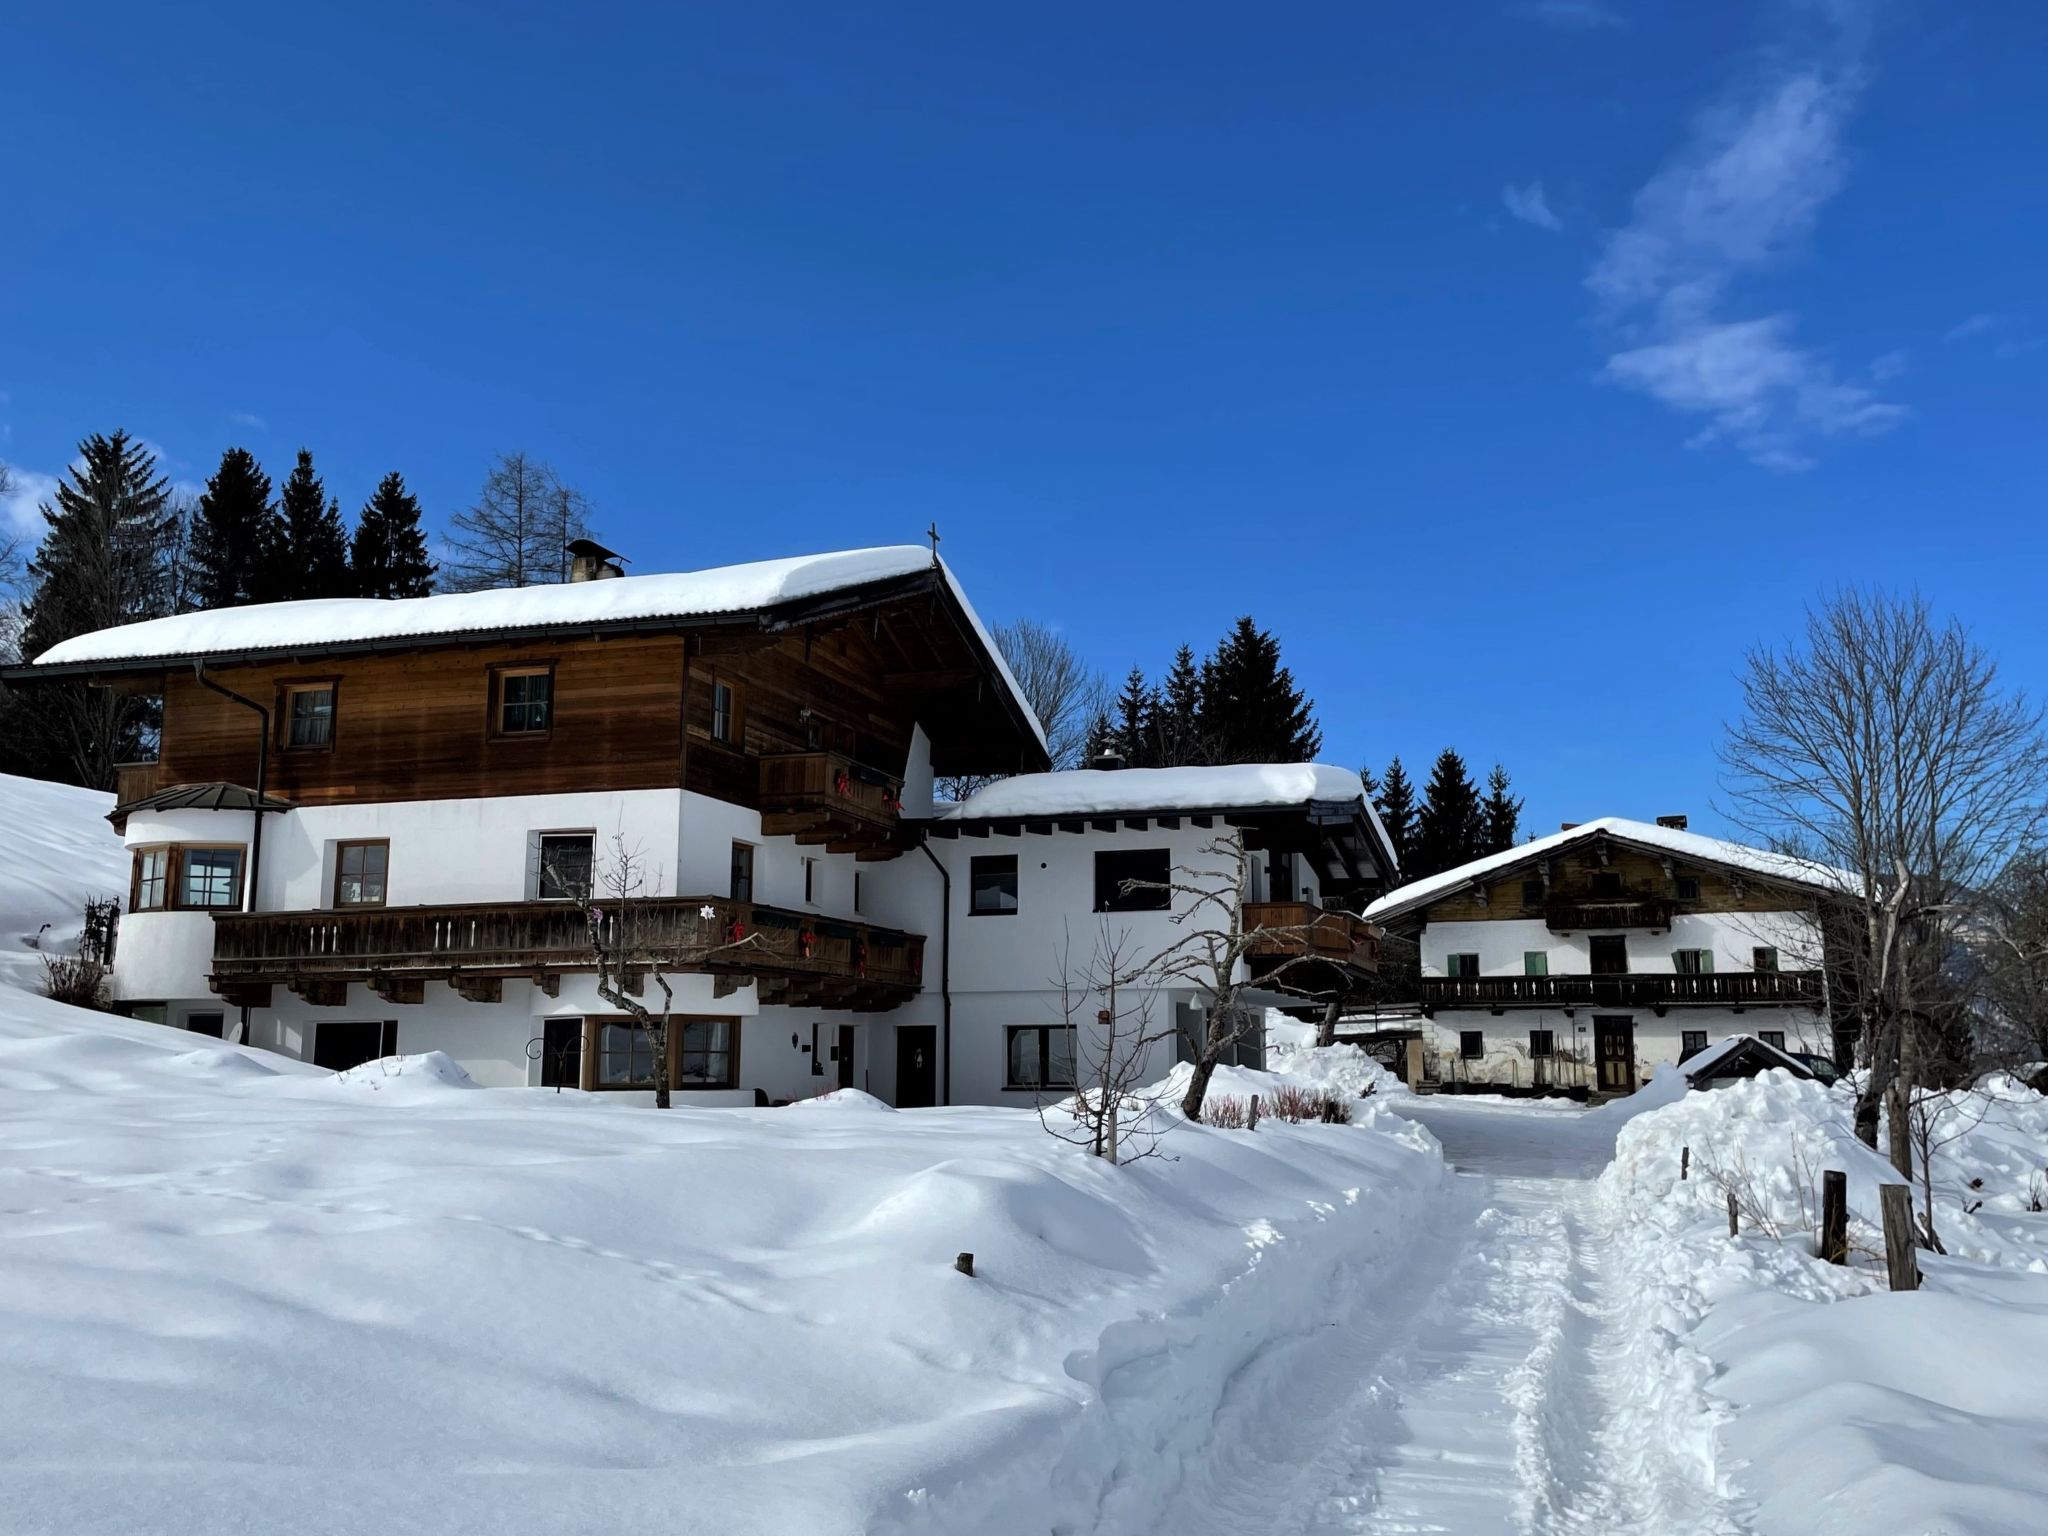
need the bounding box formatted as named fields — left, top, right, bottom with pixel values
left=1419, top=910, right=1823, bottom=977
left=110, top=912, right=219, bottom=1001
left=1423, top=1005, right=1832, bottom=1091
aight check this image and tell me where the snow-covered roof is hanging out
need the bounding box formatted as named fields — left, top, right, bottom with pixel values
left=1365, top=815, right=1855, bottom=925
left=1679, top=1033, right=1815, bottom=1082
left=27, top=545, right=1046, bottom=753
left=936, top=763, right=1371, bottom=820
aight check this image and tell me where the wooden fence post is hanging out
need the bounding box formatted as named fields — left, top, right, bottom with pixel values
left=1880, top=1185, right=1919, bottom=1292
left=1727, top=1190, right=1739, bottom=1238
left=1680, top=1146, right=1690, bottom=1182
left=1818, top=1170, right=1847, bottom=1265
left=954, top=1252, right=974, bottom=1278
left=1249, top=1094, right=1260, bottom=1130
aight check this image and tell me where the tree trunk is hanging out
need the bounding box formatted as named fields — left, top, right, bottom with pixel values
left=1316, top=999, right=1341, bottom=1050
left=1180, top=1054, right=1219, bottom=1121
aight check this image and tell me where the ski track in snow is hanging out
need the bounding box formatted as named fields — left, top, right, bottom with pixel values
left=1122, top=1098, right=1748, bottom=1536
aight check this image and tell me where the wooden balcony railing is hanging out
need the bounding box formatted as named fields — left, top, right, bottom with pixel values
left=211, top=896, right=924, bottom=1012
left=1243, top=901, right=1381, bottom=970
left=1421, top=970, right=1822, bottom=1014
left=757, top=751, right=906, bottom=858
left=1543, top=893, right=1676, bottom=931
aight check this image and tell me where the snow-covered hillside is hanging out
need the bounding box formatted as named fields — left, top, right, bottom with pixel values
left=0, top=771, right=126, bottom=990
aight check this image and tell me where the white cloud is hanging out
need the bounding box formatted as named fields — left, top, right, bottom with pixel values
left=1587, top=13, right=1898, bottom=471
left=228, top=410, right=267, bottom=431
left=1501, top=181, right=1564, bottom=232
left=1, top=465, right=58, bottom=537
left=1867, top=348, right=1909, bottom=382
left=1944, top=312, right=2002, bottom=343
left=1515, top=1, right=1627, bottom=30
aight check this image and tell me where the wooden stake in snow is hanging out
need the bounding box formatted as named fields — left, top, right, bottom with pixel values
left=1248, top=1095, right=1260, bottom=1131
left=1727, top=1190, right=1739, bottom=1238
left=1819, top=1170, right=1848, bottom=1265
left=1880, top=1185, right=1920, bottom=1291
left=1681, top=1146, right=1690, bottom=1182
left=954, top=1252, right=974, bottom=1278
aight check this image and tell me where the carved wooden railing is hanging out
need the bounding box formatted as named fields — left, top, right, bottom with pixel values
left=1543, top=893, right=1676, bottom=931
left=757, top=751, right=903, bottom=830
left=1242, top=900, right=1382, bottom=971
left=1422, top=970, right=1821, bottom=1012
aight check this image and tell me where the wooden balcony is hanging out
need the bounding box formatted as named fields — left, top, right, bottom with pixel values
left=1543, top=893, right=1675, bottom=931
left=1421, top=970, right=1822, bottom=1016
left=757, top=751, right=907, bottom=860
left=1242, top=900, right=1382, bottom=999
left=210, top=896, right=924, bottom=1013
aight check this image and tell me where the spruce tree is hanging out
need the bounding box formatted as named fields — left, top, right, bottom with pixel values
left=1481, top=764, right=1523, bottom=854
left=1373, top=756, right=1419, bottom=871
left=351, top=471, right=437, bottom=598
left=1111, top=665, right=1153, bottom=766
left=186, top=447, right=279, bottom=609
left=10, top=431, right=178, bottom=786
left=1196, top=616, right=1321, bottom=763
left=1082, top=708, right=1113, bottom=766
left=1413, top=748, right=1484, bottom=879
left=274, top=449, right=350, bottom=600
left=1154, top=643, right=1205, bottom=765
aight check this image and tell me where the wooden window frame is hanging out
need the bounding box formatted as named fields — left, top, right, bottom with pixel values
left=130, top=845, right=174, bottom=912
left=729, top=840, right=755, bottom=902
left=1528, top=1028, right=1555, bottom=1057
left=802, top=857, right=819, bottom=906
left=1459, top=1029, right=1485, bottom=1060
left=1004, top=1024, right=1077, bottom=1091
left=277, top=677, right=341, bottom=753
left=1520, top=878, right=1545, bottom=908
left=488, top=661, right=557, bottom=741
left=1673, top=947, right=1714, bottom=975
left=1446, top=952, right=1480, bottom=979
left=332, top=839, right=391, bottom=909
left=133, top=844, right=247, bottom=913
left=969, top=854, right=1020, bottom=916
left=1758, top=1030, right=1787, bottom=1050
left=589, top=1015, right=741, bottom=1092
left=533, top=831, right=596, bottom=902
left=706, top=675, right=744, bottom=747
left=1675, top=874, right=1702, bottom=901
left=1523, top=951, right=1548, bottom=977
left=1752, top=946, right=1780, bottom=973
left=1680, top=1029, right=1708, bottom=1061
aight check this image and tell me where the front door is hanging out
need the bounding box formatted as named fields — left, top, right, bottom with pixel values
left=895, top=1025, right=937, bottom=1108
left=539, top=1017, right=584, bottom=1089
left=1593, top=1016, right=1635, bottom=1093
left=836, top=1024, right=856, bottom=1090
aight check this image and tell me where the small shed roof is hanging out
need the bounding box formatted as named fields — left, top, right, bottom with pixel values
left=1681, top=1034, right=1816, bottom=1086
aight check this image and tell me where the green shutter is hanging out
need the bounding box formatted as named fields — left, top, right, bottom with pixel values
left=1699, top=949, right=1714, bottom=974
left=1524, top=951, right=1547, bottom=976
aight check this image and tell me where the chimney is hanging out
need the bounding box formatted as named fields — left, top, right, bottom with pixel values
left=1656, top=813, right=1689, bottom=831
left=1090, top=750, right=1126, bottom=772
left=566, top=538, right=627, bottom=583
left=1559, top=822, right=1580, bottom=832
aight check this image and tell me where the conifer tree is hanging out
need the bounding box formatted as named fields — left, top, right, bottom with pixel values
left=1082, top=707, right=1113, bottom=765
left=273, top=449, right=350, bottom=600
left=1111, top=665, right=1153, bottom=766
left=1373, top=756, right=1419, bottom=871
left=350, top=471, right=437, bottom=598
left=1481, top=764, right=1523, bottom=854
left=1196, top=616, right=1321, bottom=763
left=186, top=447, right=279, bottom=609
left=9, top=431, right=178, bottom=786
left=1413, top=748, right=1484, bottom=879
left=1154, top=643, right=1206, bottom=766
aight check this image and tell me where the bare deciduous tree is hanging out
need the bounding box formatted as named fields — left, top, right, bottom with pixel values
left=937, top=619, right=1106, bottom=801
left=444, top=452, right=593, bottom=592
left=1721, top=589, right=2048, bottom=1174
left=1978, top=853, right=2048, bottom=1091
left=1039, top=921, right=1178, bottom=1163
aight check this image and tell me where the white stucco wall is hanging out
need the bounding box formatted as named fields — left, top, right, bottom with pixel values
left=1423, top=1006, right=1832, bottom=1092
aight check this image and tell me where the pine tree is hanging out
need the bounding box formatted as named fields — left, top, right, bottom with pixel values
left=1413, top=748, right=1484, bottom=879
left=1481, top=764, right=1523, bottom=854
left=1373, top=756, right=1419, bottom=871
left=350, top=471, right=437, bottom=598
left=1154, top=643, right=1206, bottom=766
left=1196, top=616, right=1321, bottom=763
left=9, top=431, right=178, bottom=786
left=273, top=449, right=351, bottom=600
left=186, top=447, right=280, bottom=609
left=1111, top=665, right=1153, bottom=766
left=1082, top=707, right=1113, bottom=765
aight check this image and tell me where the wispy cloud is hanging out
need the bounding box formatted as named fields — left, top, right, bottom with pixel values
left=227, top=410, right=267, bottom=431
left=1587, top=9, right=1897, bottom=471
left=1944, top=312, right=2002, bottom=343
left=1515, top=1, right=1627, bottom=31
left=1868, top=348, right=1910, bottom=382
left=1, top=465, right=58, bottom=536
left=1502, top=181, right=1564, bottom=232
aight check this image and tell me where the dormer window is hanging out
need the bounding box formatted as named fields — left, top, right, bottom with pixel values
left=283, top=683, right=336, bottom=750
left=1591, top=870, right=1623, bottom=896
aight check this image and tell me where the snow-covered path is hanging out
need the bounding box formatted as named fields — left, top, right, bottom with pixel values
left=1125, top=1095, right=1745, bottom=1536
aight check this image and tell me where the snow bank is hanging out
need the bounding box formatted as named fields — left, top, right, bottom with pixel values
left=0, top=986, right=1444, bottom=1536
left=937, top=762, right=1369, bottom=819
left=0, top=771, right=126, bottom=991
left=1597, top=1070, right=2048, bottom=1535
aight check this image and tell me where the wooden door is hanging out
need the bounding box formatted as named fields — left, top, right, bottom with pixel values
left=1593, top=1016, right=1635, bottom=1093
left=895, top=1025, right=937, bottom=1108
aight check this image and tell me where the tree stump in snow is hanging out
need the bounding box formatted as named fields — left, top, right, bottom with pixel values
left=954, top=1252, right=974, bottom=1278
left=1819, top=1170, right=1848, bottom=1265
left=1880, top=1185, right=1920, bottom=1291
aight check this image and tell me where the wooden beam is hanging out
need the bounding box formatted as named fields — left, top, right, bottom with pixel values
left=712, top=974, right=747, bottom=999
left=289, top=976, right=349, bottom=1008
left=212, top=979, right=273, bottom=1009
left=453, top=975, right=503, bottom=1004
left=1155, top=814, right=1180, bottom=830
left=1024, top=820, right=1054, bottom=835
left=762, top=811, right=831, bottom=838
left=369, top=974, right=425, bottom=1006
left=530, top=971, right=560, bottom=999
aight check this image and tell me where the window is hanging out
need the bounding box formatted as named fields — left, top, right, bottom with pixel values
left=803, top=858, right=819, bottom=906
left=729, top=841, right=754, bottom=901
left=1758, top=1030, right=1786, bottom=1050
left=1446, top=952, right=1481, bottom=978
left=1680, top=1030, right=1708, bottom=1061
left=177, top=847, right=244, bottom=911
left=1589, top=935, right=1629, bottom=975
left=1591, top=870, right=1623, bottom=896
left=970, top=854, right=1019, bottom=915
left=1752, top=947, right=1780, bottom=972
left=1095, top=849, right=1171, bottom=912
left=853, top=872, right=864, bottom=914
left=710, top=680, right=737, bottom=744
left=1675, top=874, right=1701, bottom=901
left=1521, top=878, right=1546, bottom=908
left=132, top=847, right=171, bottom=911
left=536, top=833, right=594, bottom=900
left=1523, top=951, right=1548, bottom=977
left=312, top=1020, right=397, bottom=1073
left=596, top=1022, right=656, bottom=1086
left=492, top=665, right=553, bottom=736
left=1529, top=1029, right=1555, bottom=1057
left=283, top=683, right=336, bottom=750
left=1459, top=1030, right=1485, bottom=1060
left=1006, top=1025, right=1077, bottom=1090
left=676, top=1019, right=736, bottom=1087
left=333, top=840, right=389, bottom=907
left=1673, top=948, right=1714, bottom=975
left=186, top=1013, right=226, bottom=1039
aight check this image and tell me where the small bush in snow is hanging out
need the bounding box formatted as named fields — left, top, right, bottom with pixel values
left=2028, top=1169, right=2046, bottom=1214
left=1264, top=1085, right=1355, bottom=1125
left=1201, top=1095, right=1251, bottom=1130
left=40, top=953, right=110, bottom=1011
left=1317, top=1092, right=1353, bottom=1125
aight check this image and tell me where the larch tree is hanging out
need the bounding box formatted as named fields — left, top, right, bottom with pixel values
left=1481, top=764, right=1523, bottom=854
left=350, top=471, right=437, bottom=598
left=1721, top=589, right=2048, bottom=1173
left=444, top=452, right=590, bottom=591
left=186, top=447, right=281, bottom=608
left=273, top=449, right=351, bottom=600
left=1197, top=616, right=1321, bottom=764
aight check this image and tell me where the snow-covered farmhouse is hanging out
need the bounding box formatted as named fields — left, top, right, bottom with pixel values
left=1364, top=816, right=1851, bottom=1095
left=10, top=545, right=1394, bottom=1105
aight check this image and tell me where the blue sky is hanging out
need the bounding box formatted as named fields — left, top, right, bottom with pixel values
left=4, top=1, right=2044, bottom=838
